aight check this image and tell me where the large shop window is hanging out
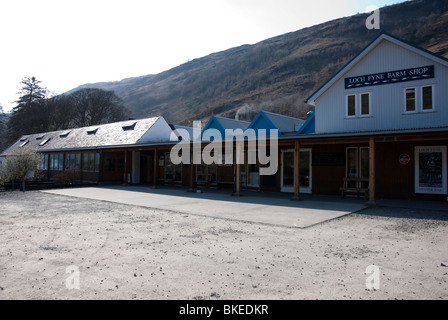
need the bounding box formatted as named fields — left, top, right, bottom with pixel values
left=39, top=154, right=49, bottom=170
left=65, top=153, right=81, bottom=170
left=196, top=151, right=217, bottom=186
left=164, top=152, right=182, bottom=183
left=82, top=153, right=100, bottom=172
left=415, top=146, right=447, bottom=195
left=49, top=154, right=64, bottom=171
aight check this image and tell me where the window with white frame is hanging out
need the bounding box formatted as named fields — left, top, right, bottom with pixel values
left=347, top=94, right=356, bottom=117
left=360, top=93, right=371, bottom=116
left=346, top=93, right=371, bottom=117
left=404, top=85, right=434, bottom=113
left=405, top=87, right=417, bottom=112
left=422, top=85, right=434, bottom=111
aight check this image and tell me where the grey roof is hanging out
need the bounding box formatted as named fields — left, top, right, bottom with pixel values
left=1, top=117, right=162, bottom=155
left=172, top=125, right=194, bottom=141
left=263, top=111, right=306, bottom=134
left=215, top=116, right=250, bottom=131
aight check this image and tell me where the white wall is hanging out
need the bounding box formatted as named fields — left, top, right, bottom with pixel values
left=138, top=117, right=175, bottom=143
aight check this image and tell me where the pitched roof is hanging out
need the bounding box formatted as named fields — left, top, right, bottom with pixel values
left=297, top=111, right=315, bottom=134
left=246, top=111, right=305, bottom=136
left=1, top=117, right=170, bottom=155
left=213, top=116, right=250, bottom=131
left=262, top=111, right=305, bottom=134
left=306, top=32, right=448, bottom=105
left=202, top=116, right=250, bottom=140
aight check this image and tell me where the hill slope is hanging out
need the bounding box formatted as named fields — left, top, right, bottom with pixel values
left=69, top=0, right=448, bottom=124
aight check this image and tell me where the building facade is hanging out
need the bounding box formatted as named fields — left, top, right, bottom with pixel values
left=2, top=33, right=447, bottom=202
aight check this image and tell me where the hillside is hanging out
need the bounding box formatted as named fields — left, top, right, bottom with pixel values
left=69, top=0, right=448, bottom=125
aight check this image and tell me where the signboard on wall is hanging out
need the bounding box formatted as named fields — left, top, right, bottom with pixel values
left=345, top=65, right=434, bottom=89
left=415, top=146, right=447, bottom=195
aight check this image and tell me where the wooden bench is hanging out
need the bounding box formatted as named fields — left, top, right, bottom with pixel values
left=216, top=175, right=235, bottom=190
left=340, top=177, right=369, bottom=199
left=196, top=173, right=213, bottom=188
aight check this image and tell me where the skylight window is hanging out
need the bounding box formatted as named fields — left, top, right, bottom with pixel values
left=87, top=128, right=99, bottom=135
left=122, top=122, right=137, bottom=131
left=19, top=140, right=29, bottom=148
left=36, top=135, right=45, bottom=140
left=39, top=138, right=51, bottom=146
left=60, top=131, right=71, bottom=138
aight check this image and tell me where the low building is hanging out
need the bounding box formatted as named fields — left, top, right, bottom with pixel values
left=1, top=32, right=447, bottom=202
left=0, top=117, right=177, bottom=185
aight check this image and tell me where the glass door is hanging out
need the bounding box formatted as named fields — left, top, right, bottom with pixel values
left=247, top=149, right=260, bottom=188
left=360, top=147, right=370, bottom=189
left=281, top=149, right=313, bottom=193
left=346, top=147, right=369, bottom=188
left=299, top=149, right=312, bottom=194
left=281, top=150, right=295, bottom=193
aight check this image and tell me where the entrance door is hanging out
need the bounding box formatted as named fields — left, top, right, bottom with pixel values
left=247, top=149, right=260, bottom=188
left=281, top=149, right=312, bottom=193
left=281, top=150, right=295, bottom=192
left=299, top=149, right=312, bottom=194
left=346, top=147, right=369, bottom=188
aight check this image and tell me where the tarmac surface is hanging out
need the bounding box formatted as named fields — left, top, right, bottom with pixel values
left=43, top=186, right=370, bottom=228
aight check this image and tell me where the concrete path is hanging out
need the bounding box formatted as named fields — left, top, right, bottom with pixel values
left=42, top=186, right=367, bottom=228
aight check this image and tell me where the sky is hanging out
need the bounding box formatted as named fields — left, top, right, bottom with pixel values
left=0, top=0, right=406, bottom=112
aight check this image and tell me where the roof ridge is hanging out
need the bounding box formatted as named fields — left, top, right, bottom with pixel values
left=262, top=111, right=305, bottom=121
left=215, top=116, right=251, bottom=123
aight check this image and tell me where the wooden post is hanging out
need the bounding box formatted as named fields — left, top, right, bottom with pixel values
left=367, top=137, right=376, bottom=206
left=233, top=141, right=242, bottom=196
left=153, top=149, right=158, bottom=189
left=123, top=150, right=128, bottom=186
left=188, top=144, right=196, bottom=192
left=292, top=140, right=302, bottom=201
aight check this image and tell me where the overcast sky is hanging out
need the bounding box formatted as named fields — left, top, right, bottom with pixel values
left=0, top=0, right=406, bottom=112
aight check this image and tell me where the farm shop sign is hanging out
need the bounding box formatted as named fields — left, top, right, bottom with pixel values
left=345, top=65, right=434, bottom=89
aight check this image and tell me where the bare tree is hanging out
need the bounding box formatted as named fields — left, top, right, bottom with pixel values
left=68, top=88, right=130, bottom=127
left=4, top=148, right=40, bottom=191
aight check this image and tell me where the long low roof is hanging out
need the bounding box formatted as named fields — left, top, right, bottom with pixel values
left=1, top=117, right=170, bottom=156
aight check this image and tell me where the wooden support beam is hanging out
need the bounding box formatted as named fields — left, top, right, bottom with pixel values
left=123, top=150, right=128, bottom=186
left=153, top=149, right=158, bottom=189
left=233, top=142, right=243, bottom=196
left=367, top=137, right=377, bottom=206
left=188, top=145, right=196, bottom=192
